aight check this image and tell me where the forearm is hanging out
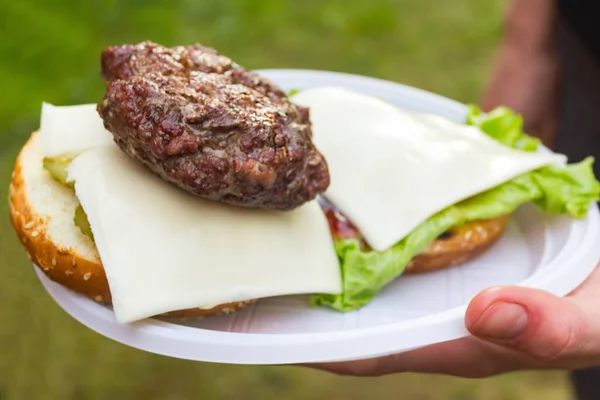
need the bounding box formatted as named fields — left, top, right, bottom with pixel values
left=481, top=0, right=560, bottom=147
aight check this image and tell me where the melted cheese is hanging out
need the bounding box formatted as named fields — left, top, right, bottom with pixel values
left=40, top=103, right=114, bottom=157
left=67, top=146, right=341, bottom=323
left=292, top=87, right=565, bottom=251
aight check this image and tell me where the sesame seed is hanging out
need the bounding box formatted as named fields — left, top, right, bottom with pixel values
left=308, top=157, right=321, bottom=166
left=24, top=221, right=34, bottom=230
left=51, top=257, right=57, bottom=267
left=464, top=231, right=473, bottom=241
left=83, top=272, right=91, bottom=281
left=30, top=231, right=39, bottom=238
left=94, top=295, right=103, bottom=302
left=65, top=270, right=73, bottom=276
left=71, top=258, right=77, bottom=267
left=42, top=267, right=49, bottom=271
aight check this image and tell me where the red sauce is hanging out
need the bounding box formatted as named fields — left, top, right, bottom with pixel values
left=325, top=209, right=360, bottom=239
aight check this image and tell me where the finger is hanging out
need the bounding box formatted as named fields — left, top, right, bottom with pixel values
left=304, top=267, right=600, bottom=377
left=304, top=337, right=520, bottom=378
left=465, top=285, right=600, bottom=367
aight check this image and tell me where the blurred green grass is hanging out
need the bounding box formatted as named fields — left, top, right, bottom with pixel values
left=0, top=0, right=577, bottom=399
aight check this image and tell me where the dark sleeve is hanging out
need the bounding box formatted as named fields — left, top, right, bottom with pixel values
left=557, top=0, right=600, bottom=63
left=554, top=8, right=600, bottom=179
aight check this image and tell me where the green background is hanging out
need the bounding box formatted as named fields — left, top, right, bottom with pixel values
left=0, top=0, right=577, bottom=398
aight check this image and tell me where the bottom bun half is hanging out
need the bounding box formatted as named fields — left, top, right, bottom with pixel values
left=9, top=133, right=254, bottom=319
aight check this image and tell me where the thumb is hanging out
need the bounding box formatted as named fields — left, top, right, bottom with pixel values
left=465, top=286, right=600, bottom=365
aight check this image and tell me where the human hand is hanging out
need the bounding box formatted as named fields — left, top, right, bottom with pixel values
left=308, top=263, right=600, bottom=378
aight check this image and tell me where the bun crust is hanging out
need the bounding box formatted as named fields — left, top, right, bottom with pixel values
left=9, top=133, right=254, bottom=319
left=405, top=215, right=510, bottom=274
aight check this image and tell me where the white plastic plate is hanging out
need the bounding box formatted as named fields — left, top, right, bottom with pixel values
left=34, top=69, right=600, bottom=365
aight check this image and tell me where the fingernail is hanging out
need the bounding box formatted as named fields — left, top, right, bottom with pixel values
left=470, top=302, right=528, bottom=340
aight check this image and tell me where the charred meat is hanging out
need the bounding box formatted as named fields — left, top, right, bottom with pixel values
left=97, top=42, right=329, bottom=210
left=100, top=41, right=288, bottom=104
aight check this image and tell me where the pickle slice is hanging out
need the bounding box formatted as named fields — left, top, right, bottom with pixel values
left=74, top=204, right=94, bottom=242
left=43, top=155, right=74, bottom=188
left=43, top=155, right=94, bottom=241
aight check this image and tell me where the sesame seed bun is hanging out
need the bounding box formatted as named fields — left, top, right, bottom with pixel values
left=404, top=215, right=509, bottom=274
left=9, top=132, right=254, bottom=319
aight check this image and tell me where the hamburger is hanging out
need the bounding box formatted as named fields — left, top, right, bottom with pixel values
left=9, top=42, right=600, bottom=323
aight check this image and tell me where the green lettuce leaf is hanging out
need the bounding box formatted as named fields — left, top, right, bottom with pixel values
left=466, top=105, right=540, bottom=151
left=312, top=106, right=600, bottom=311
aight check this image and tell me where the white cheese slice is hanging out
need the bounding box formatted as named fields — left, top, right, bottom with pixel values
left=40, top=102, right=114, bottom=157
left=67, top=146, right=341, bottom=323
left=292, top=87, right=566, bottom=251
